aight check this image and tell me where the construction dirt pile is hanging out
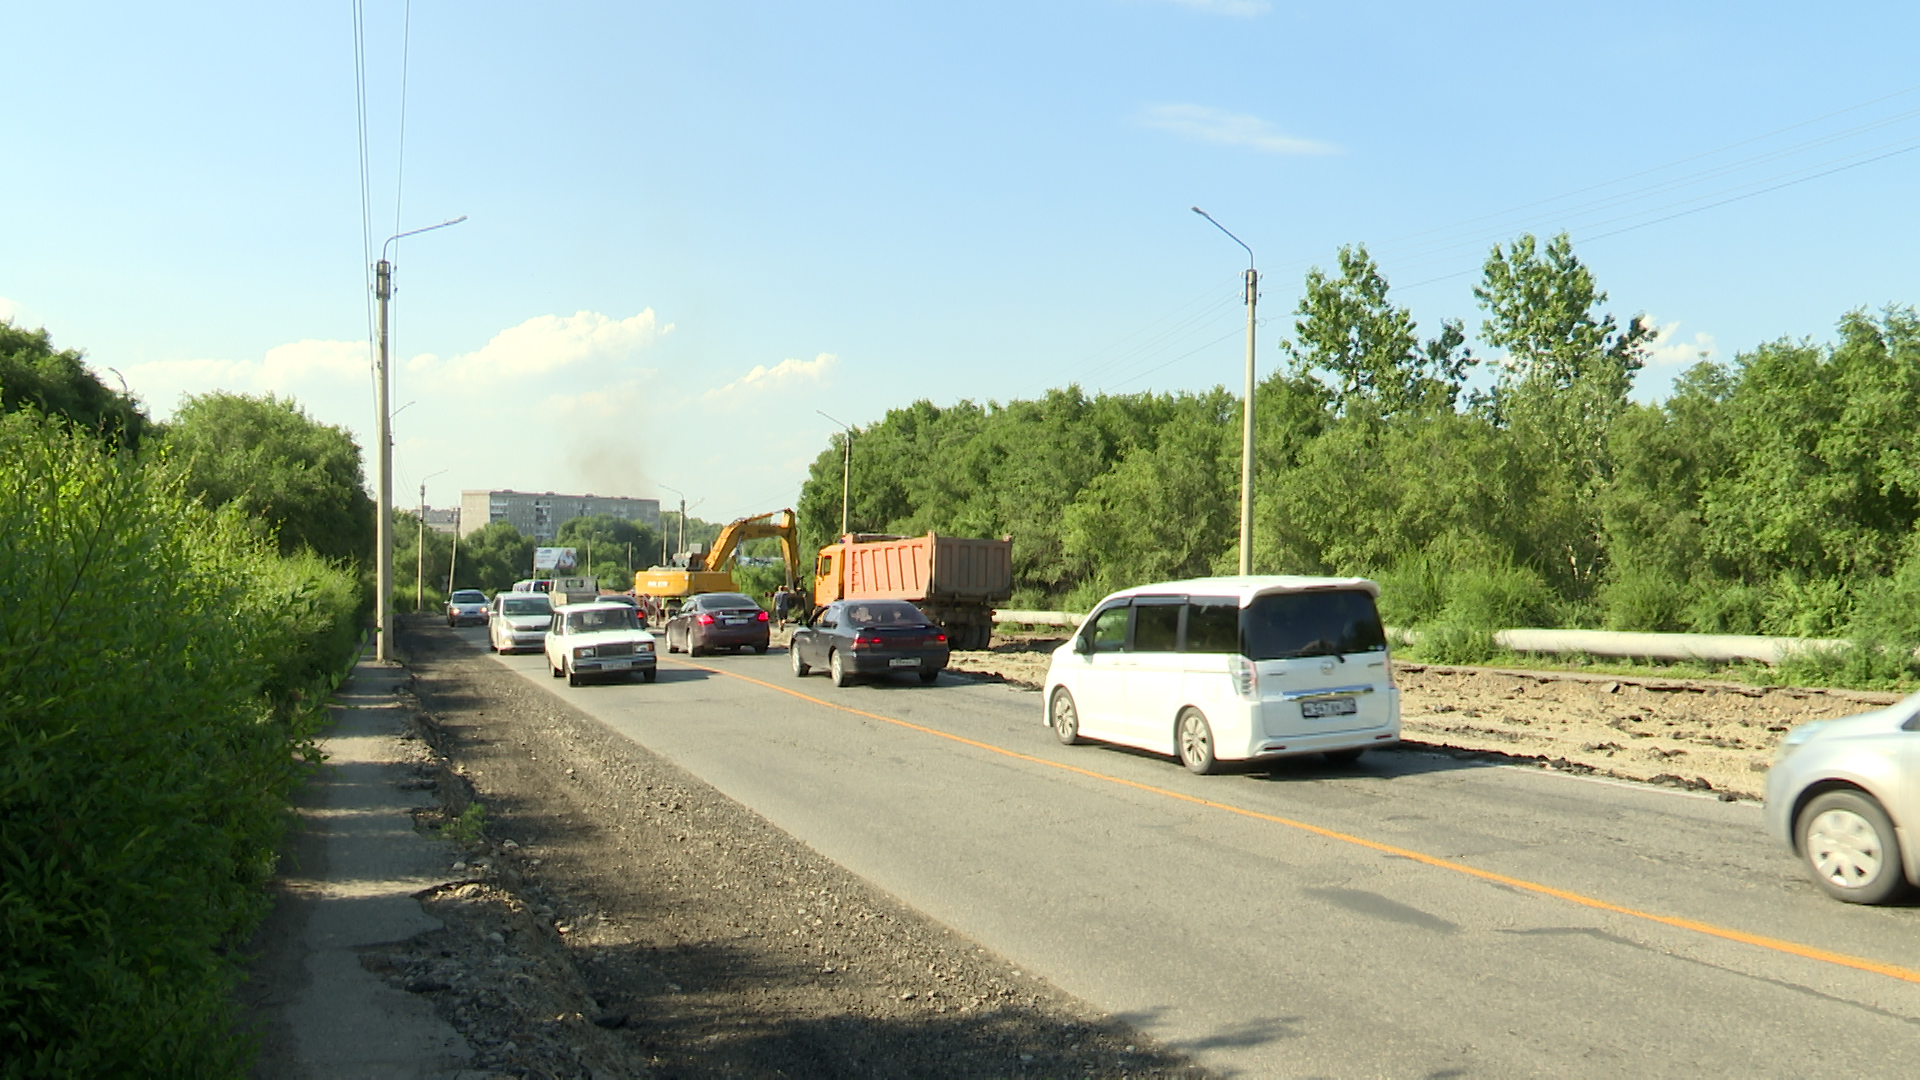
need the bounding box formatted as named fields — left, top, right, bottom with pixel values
left=947, top=634, right=1907, bottom=801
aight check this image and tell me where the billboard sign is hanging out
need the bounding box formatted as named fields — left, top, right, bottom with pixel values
left=533, top=547, right=577, bottom=571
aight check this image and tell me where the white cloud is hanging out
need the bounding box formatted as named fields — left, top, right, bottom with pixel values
left=1162, top=0, right=1270, bottom=15
left=1141, top=105, right=1338, bottom=155
left=1644, top=318, right=1716, bottom=367
left=0, top=296, right=22, bottom=323
left=702, top=352, right=839, bottom=401
left=412, top=309, right=669, bottom=385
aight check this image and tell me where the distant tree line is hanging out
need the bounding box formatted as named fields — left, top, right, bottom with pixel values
left=795, top=234, right=1920, bottom=680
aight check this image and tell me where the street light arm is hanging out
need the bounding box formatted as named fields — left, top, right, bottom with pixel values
left=383, top=215, right=469, bottom=262
left=1191, top=206, right=1253, bottom=269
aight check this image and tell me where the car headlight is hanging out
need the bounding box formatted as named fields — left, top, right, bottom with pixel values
left=636, top=642, right=653, bottom=653
left=575, top=646, right=596, bottom=659
left=1777, top=721, right=1825, bottom=760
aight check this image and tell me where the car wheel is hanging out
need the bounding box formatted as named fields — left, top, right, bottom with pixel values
left=1797, top=790, right=1909, bottom=904
left=918, top=669, right=938, bottom=685
left=753, top=644, right=768, bottom=655
left=829, top=649, right=852, bottom=687
left=791, top=646, right=811, bottom=678
left=1177, top=708, right=1219, bottom=775
left=1050, top=688, right=1082, bottom=745
left=1324, top=748, right=1365, bottom=765
left=549, top=656, right=564, bottom=679
left=566, top=660, right=581, bottom=688
left=642, top=668, right=657, bottom=683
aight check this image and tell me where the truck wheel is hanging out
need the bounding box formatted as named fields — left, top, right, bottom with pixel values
left=829, top=650, right=853, bottom=687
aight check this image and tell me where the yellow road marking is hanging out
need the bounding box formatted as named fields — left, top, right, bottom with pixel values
left=663, top=657, right=1920, bottom=985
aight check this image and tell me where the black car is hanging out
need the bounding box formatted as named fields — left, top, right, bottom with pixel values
left=664, top=592, right=771, bottom=656
left=790, top=599, right=949, bottom=686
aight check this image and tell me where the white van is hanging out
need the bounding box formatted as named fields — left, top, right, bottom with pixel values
left=1041, top=576, right=1400, bottom=774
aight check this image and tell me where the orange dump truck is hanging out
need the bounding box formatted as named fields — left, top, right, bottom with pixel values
left=811, top=532, right=1013, bottom=650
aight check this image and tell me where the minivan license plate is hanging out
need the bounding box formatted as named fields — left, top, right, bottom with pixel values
left=1300, top=697, right=1358, bottom=718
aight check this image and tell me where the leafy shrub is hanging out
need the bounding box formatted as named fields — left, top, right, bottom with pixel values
left=0, top=412, right=362, bottom=1077
left=1598, top=563, right=1690, bottom=632
left=1372, top=551, right=1447, bottom=629
left=1436, top=559, right=1553, bottom=631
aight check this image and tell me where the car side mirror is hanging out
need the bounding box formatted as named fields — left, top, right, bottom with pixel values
left=1073, top=634, right=1092, bottom=655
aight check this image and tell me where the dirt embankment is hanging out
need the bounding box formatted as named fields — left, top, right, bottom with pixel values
left=942, top=633, right=1905, bottom=801
left=381, top=621, right=1206, bottom=1079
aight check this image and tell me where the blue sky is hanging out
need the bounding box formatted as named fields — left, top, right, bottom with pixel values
left=6, top=2, right=1919, bottom=522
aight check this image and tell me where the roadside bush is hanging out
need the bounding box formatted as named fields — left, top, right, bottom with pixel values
left=1371, top=551, right=1447, bottom=629
left=0, top=412, right=361, bottom=1077
left=1598, top=563, right=1690, bottom=632
left=1436, top=559, right=1553, bottom=632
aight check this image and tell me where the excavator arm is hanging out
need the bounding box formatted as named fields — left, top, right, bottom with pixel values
left=702, top=509, right=801, bottom=586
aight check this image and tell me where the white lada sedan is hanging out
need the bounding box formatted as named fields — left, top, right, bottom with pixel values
left=1042, top=576, right=1400, bottom=774
left=545, top=601, right=658, bottom=686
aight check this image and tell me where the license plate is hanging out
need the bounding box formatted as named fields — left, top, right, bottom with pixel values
left=1300, top=697, right=1358, bottom=718
left=722, top=618, right=746, bottom=626
left=602, top=659, right=631, bottom=669
left=889, top=658, right=919, bottom=668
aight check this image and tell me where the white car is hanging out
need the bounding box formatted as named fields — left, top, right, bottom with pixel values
left=545, top=602, right=658, bottom=686
left=490, top=591, right=554, bottom=653
left=1764, top=694, right=1920, bottom=904
left=1042, top=576, right=1400, bottom=774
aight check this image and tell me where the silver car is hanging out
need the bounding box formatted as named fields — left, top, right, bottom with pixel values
left=489, top=591, right=554, bottom=653
left=1764, top=692, right=1920, bottom=904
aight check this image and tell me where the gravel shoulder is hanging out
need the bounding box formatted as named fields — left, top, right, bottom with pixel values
left=385, top=619, right=1205, bottom=1079
left=943, top=632, right=1907, bottom=801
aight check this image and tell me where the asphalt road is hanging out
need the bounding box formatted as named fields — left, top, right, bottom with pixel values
left=457, top=628, right=1920, bottom=1078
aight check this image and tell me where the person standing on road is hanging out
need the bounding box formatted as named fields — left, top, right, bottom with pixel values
left=773, top=585, right=794, bottom=628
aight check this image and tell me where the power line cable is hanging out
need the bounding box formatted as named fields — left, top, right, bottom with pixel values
left=352, top=0, right=376, bottom=385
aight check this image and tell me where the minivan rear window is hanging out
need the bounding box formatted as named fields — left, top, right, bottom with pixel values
left=1240, top=589, right=1386, bottom=661
left=1184, top=599, right=1239, bottom=653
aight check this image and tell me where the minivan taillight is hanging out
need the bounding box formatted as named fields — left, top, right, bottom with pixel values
left=1228, top=655, right=1259, bottom=701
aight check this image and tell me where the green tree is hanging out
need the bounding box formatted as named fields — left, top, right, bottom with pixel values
left=162, top=392, right=375, bottom=563
left=1283, top=243, right=1473, bottom=416
left=456, top=521, right=535, bottom=592
left=0, top=320, right=149, bottom=448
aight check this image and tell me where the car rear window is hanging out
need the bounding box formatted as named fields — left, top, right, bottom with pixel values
left=702, top=594, right=756, bottom=608
left=503, top=597, right=552, bottom=616
left=1240, top=589, right=1386, bottom=661
left=845, top=601, right=927, bottom=627
left=451, top=590, right=486, bottom=603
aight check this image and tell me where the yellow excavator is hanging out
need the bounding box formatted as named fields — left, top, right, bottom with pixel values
left=636, top=508, right=802, bottom=614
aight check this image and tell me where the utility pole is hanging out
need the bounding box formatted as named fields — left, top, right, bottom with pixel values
left=661, top=484, right=687, bottom=564
left=416, top=480, right=426, bottom=614
left=1192, top=207, right=1258, bottom=576
left=372, top=214, right=466, bottom=663
left=818, top=410, right=853, bottom=539
left=375, top=259, right=394, bottom=660
left=446, top=508, right=460, bottom=596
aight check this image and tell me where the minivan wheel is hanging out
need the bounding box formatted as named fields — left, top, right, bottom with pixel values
left=1050, top=689, right=1082, bottom=745
left=829, top=650, right=853, bottom=687
left=1324, top=747, right=1365, bottom=765
left=1798, top=790, right=1908, bottom=904
left=1177, top=708, right=1218, bottom=775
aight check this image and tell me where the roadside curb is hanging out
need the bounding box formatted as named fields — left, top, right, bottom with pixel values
left=241, top=640, right=476, bottom=1078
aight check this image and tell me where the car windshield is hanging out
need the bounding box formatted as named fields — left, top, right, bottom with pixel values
left=503, top=597, right=552, bottom=616
left=567, top=608, right=639, bottom=633
left=701, top=594, right=757, bottom=609
left=845, top=601, right=928, bottom=628
left=451, top=591, right=486, bottom=604
left=1240, top=589, right=1386, bottom=660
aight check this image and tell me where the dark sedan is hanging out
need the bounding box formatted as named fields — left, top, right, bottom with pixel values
left=664, top=592, right=771, bottom=656
left=790, top=599, right=949, bottom=686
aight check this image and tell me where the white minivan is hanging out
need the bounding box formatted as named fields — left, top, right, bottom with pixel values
left=1042, top=576, right=1400, bottom=774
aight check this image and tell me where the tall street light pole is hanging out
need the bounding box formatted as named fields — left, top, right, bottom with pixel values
left=818, top=410, right=854, bottom=539
left=375, top=214, right=468, bottom=662
left=660, top=484, right=688, bottom=562
left=416, top=468, right=447, bottom=614
left=1192, top=207, right=1257, bottom=576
